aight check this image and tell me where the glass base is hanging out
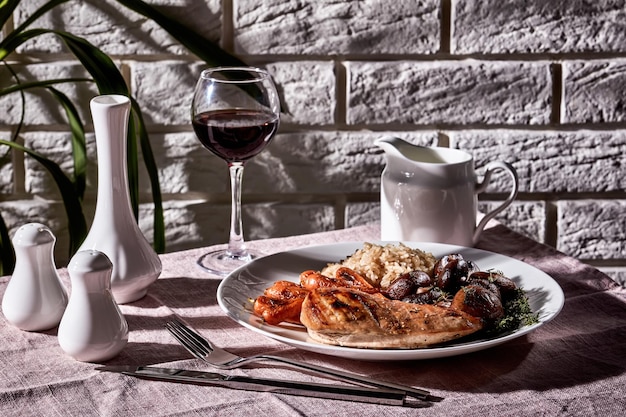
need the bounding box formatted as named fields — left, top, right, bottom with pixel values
left=196, top=249, right=260, bottom=277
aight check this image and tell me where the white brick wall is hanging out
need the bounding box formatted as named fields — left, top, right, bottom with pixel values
left=1, top=0, right=625, bottom=284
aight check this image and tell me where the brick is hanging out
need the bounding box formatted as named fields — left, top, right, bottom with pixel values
left=557, top=200, right=626, bottom=260
left=123, top=201, right=190, bottom=251
left=253, top=130, right=437, bottom=194
left=131, top=61, right=203, bottom=126
left=145, top=130, right=437, bottom=198
left=0, top=162, right=13, bottom=194
left=453, top=0, right=626, bottom=53
left=246, top=203, right=336, bottom=240
left=478, top=201, right=546, bottom=243
left=265, top=62, right=336, bottom=125
left=141, top=132, right=226, bottom=195
left=234, top=0, right=439, bottom=55
left=451, top=130, right=626, bottom=193
left=564, top=60, right=626, bottom=123
left=146, top=201, right=336, bottom=253
left=348, top=61, right=551, bottom=125
left=0, top=63, right=97, bottom=126
left=14, top=0, right=221, bottom=55
left=131, top=61, right=336, bottom=127
left=346, top=202, right=379, bottom=229
left=22, top=132, right=97, bottom=195
left=0, top=134, right=15, bottom=194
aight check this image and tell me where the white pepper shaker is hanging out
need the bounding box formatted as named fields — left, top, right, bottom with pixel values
left=58, top=250, right=128, bottom=362
left=2, top=223, right=68, bottom=331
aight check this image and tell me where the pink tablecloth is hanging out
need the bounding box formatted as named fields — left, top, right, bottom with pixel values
left=1, top=224, right=625, bottom=416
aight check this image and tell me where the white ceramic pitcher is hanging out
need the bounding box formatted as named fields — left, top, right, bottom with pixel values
left=376, top=137, right=519, bottom=246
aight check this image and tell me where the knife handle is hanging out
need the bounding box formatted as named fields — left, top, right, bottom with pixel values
left=126, top=367, right=408, bottom=406
left=257, top=354, right=433, bottom=401
left=227, top=374, right=407, bottom=405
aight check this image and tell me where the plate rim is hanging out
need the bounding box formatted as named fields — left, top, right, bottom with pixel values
left=217, top=240, right=565, bottom=360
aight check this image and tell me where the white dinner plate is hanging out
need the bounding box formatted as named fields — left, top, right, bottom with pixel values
left=216, top=241, right=565, bottom=361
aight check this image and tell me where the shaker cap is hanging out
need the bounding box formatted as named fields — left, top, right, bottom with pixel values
left=69, top=250, right=113, bottom=273
left=13, top=223, right=55, bottom=246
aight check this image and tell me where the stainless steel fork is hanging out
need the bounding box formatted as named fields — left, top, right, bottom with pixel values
left=165, top=319, right=436, bottom=401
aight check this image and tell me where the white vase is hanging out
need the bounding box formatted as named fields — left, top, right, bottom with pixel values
left=1, top=223, right=68, bottom=331
left=77, top=94, right=161, bottom=303
left=58, top=250, right=128, bottom=362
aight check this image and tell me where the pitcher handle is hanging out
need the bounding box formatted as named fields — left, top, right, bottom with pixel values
left=473, top=161, right=519, bottom=244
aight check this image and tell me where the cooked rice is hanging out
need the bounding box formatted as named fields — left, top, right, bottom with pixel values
left=321, top=242, right=437, bottom=289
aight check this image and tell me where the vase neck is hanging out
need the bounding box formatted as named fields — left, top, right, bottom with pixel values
left=90, top=95, right=135, bottom=222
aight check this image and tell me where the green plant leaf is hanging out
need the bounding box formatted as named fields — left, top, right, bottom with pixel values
left=54, top=31, right=128, bottom=94
left=0, top=28, right=50, bottom=61
left=126, top=113, right=140, bottom=219
left=46, top=87, right=87, bottom=199
left=0, top=77, right=93, bottom=97
left=0, top=211, right=15, bottom=276
left=0, top=139, right=87, bottom=256
left=131, top=98, right=165, bottom=253
left=114, top=0, right=246, bottom=67
left=0, top=62, right=27, bottom=145
left=0, top=0, right=21, bottom=30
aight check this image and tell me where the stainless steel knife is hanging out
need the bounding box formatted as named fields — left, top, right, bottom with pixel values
left=96, top=365, right=412, bottom=406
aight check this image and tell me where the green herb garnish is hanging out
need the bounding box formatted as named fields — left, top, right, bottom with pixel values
left=488, top=288, right=539, bottom=335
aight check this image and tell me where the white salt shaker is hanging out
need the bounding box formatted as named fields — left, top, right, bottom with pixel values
left=2, top=223, right=68, bottom=331
left=58, top=250, right=129, bottom=362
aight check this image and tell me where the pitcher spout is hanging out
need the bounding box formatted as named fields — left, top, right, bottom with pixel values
left=375, top=136, right=430, bottom=166
left=376, top=136, right=410, bottom=157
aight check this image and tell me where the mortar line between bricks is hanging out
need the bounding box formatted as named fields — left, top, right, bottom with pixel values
left=222, top=0, right=234, bottom=53
left=335, top=195, right=347, bottom=230
left=335, top=61, right=348, bottom=125
left=440, top=0, right=452, bottom=54
left=587, top=259, right=626, bottom=266
left=545, top=201, right=559, bottom=248
left=243, top=51, right=626, bottom=61
left=480, top=192, right=626, bottom=200
left=6, top=124, right=626, bottom=133
left=5, top=193, right=623, bottom=204
left=7, top=53, right=626, bottom=64
left=550, top=63, right=563, bottom=125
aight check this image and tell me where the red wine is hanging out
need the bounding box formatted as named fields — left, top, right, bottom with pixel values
left=192, top=109, right=278, bottom=162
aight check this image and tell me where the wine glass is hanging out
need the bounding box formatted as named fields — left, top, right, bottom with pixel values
left=191, top=66, right=280, bottom=276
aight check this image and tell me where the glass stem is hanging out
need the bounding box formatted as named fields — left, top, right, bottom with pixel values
left=227, top=162, right=247, bottom=257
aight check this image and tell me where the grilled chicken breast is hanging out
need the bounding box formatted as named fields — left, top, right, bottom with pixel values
left=300, top=288, right=483, bottom=349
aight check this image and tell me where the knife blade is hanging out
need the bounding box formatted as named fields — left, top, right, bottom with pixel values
left=96, top=365, right=413, bottom=406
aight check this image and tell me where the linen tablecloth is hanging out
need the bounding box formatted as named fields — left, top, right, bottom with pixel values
left=1, top=223, right=625, bottom=416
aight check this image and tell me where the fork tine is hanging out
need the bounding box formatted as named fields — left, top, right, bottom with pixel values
left=166, top=320, right=212, bottom=359
left=167, top=322, right=205, bottom=353
left=166, top=322, right=201, bottom=353
left=166, top=324, right=205, bottom=361
left=169, top=319, right=213, bottom=351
